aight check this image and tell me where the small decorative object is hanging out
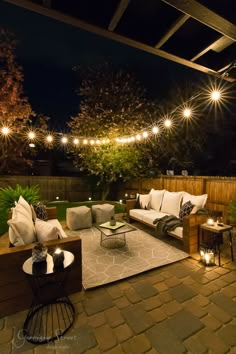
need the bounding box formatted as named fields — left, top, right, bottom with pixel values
left=110, top=216, right=116, bottom=226
left=199, top=245, right=215, bottom=266
left=32, top=242, right=48, bottom=263
left=207, top=218, right=215, bottom=226
left=53, top=248, right=64, bottom=270
left=217, top=217, right=224, bottom=226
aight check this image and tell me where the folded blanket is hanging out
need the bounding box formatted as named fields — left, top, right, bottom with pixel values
left=153, top=215, right=182, bottom=237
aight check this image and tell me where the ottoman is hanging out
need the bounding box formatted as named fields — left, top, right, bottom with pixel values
left=66, top=206, right=92, bottom=230
left=92, top=204, right=115, bottom=223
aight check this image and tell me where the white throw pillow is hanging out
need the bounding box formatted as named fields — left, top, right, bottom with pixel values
left=160, top=191, right=184, bottom=217
left=17, top=195, right=32, bottom=219
left=35, top=218, right=61, bottom=242
left=182, top=193, right=208, bottom=211
left=137, top=194, right=151, bottom=209
left=149, top=189, right=165, bottom=211
left=8, top=207, right=36, bottom=246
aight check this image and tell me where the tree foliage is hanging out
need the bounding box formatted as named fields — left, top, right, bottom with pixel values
left=68, top=63, right=159, bottom=199
left=0, top=28, right=48, bottom=174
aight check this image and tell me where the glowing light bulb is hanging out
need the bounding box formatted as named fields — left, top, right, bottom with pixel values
left=152, top=126, right=159, bottom=134
left=46, top=135, right=53, bottom=143
left=73, top=138, right=79, bottom=145
left=211, top=90, right=221, bottom=101
left=164, top=119, right=172, bottom=128
left=96, top=139, right=101, bottom=144
left=136, top=134, right=141, bottom=141
left=83, top=139, right=88, bottom=145
left=28, top=131, right=35, bottom=140
left=61, top=136, right=68, bottom=144
left=1, top=127, right=10, bottom=135
left=183, top=108, right=191, bottom=118
left=143, top=131, right=148, bottom=138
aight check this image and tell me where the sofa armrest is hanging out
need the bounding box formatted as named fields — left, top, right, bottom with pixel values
left=0, top=236, right=82, bottom=317
left=126, top=199, right=136, bottom=222
left=182, top=214, right=208, bottom=254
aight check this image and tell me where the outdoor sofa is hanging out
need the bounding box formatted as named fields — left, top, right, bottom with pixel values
left=0, top=206, right=82, bottom=318
left=126, top=189, right=208, bottom=254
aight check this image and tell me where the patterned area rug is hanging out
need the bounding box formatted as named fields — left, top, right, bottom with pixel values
left=66, top=226, right=189, bottom=289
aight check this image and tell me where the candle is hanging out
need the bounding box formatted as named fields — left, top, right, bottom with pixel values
left=207, top=218, right=214, bottom=226
left=53, top=248, right=64, bottom=270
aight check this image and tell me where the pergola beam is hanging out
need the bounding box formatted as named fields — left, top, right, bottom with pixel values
left=108, top=0, right=130, bottom=31
left=191, top=36, right=235, bottom=62
left=161, top=0, right=236, bottom=41
left=155, top=13, right=190, bottom=48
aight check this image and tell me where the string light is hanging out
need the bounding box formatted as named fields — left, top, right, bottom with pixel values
left=164, top=119, right=172, bottom=128
left=1, top=127, right=10, bottom=135
left=0, top=84, right=228, bottom=147
left=183, top=108, right=192, bottom=118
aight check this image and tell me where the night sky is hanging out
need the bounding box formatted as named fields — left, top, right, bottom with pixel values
left=0, top=0, right=205, bottom=130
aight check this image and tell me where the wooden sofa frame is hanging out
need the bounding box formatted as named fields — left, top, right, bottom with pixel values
left=126, top=199, right=207, bottom=254
left=0, top=207, right=82, bottom=318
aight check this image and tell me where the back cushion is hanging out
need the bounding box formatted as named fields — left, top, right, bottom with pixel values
left=137, top=194, right=151, bottom=210
left=160, top=191, right=184, bottom=217
left=35, top=218, right=61, bottom=242
left=8, top=207, right=36, bottom=246
left=182, top=193, right=208, bottom=210
left=149, top=189, right=165, bottom=211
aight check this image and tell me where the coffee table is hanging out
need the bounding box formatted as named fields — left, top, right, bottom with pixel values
left=96, top=222, right=136, bottom=248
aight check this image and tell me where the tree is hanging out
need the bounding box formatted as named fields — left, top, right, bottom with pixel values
left=68, top=63, right=159, bottom=199
left=0, top=28, right=45, bottom=174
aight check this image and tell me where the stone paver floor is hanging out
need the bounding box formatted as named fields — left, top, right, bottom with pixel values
left=1, top=245, right=236, bottom=353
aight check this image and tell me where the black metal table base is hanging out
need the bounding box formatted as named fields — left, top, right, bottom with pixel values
left=23, top=297, right=75, bottom=344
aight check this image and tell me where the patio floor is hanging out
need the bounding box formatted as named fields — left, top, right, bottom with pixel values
left=1, top=247, right=236, bottom=353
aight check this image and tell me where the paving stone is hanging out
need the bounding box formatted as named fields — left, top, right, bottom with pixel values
left=169, top=264, right=193, bottom=278
left=148, top=273, right=165, bottom=284
left=65, top=325, right=97, bottom=354
left=158, top=291, right=173, bottom=304
left=164, top=276, right=182, bottom=288
left=222, top=284, right=236, bottom=298
left=222, top=271, right=236, bottom=283
left=122, top=334, right=152, bottom=354
left=95, top=324, right=117, bottom=352
left=184, top=301, right=208, bottom=318
left=159, top=270, right=173, bottom=280
left=169, top=284, right=197, bottom=303
left=198, top=285, right=213, bottom=297
left=146, top=348, right=160, bottom=354
left=146, top=322, right=185, bottom=354
left=206, top=303, right=232, bottom=324
left=210, top=293, right=236, bottom=315
left=0, top=328, right=13, bottom=344
left=121, top=303, right=154, bottom=334
left=197, top=328, right=229, bottom=353
left=192, top=294, right=210, bottom=307
left=203, top=270, right=220, bottom=280
left=218, top=324, right=236, bottom=346
left=85, top=347, right=102, bottom=354
left=132, top=280, right=159, bottom=299
left=124, top=287, right=142, bottom=304
left=153, top=282, right=168, bottom=292
left=184, top=336, right=208, bottom=354
left=114, top=323, right=133, bottom=343
left=201, top=314, right=222, bottom=331
left=0, top=342, right=11, bottom=354
left=107, top=285, right=123, bottom=299
left=149, top=308, right=168, bottom=323
left=144, top=295, right=162, bottom=311
left=113, top=296, right=130, bottom=309
left=167, top=310, right=204, bottom=340
left=105, top=345, right=125, bottom=354
left=105, top=307, right=124, bottom=328
left=214, top=267, right=230, bottom=275
left=161, top=300, right=183, bottom=316
left=118, top=282, right=131, bottom=291
left=88, top=312, right=106, bottom=328
left=83, top=292, right=114, bottom=315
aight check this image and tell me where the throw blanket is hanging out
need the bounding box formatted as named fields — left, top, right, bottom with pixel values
left=153, top=215, right=182, bottom=237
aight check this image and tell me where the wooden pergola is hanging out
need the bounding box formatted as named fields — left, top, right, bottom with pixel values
left=4, top=0, right=236, bottom=82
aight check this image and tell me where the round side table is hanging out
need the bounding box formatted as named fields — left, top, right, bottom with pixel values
left=22, top=250, right=75, bottom=344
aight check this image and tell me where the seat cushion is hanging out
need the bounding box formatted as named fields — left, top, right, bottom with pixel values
left=92, top=204, right=115, bottom=223
left=67, top=206, right=92, bottom=230
left=160, top=191, right=184, bottom=217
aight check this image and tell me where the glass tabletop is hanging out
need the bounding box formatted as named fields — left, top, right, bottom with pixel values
left=95, top=222, right=136, bottom=237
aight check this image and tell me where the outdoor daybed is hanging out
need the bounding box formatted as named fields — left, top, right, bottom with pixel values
left=126, top=189, right=208, bottom=254
left=0, top=206, right=82, bottom=318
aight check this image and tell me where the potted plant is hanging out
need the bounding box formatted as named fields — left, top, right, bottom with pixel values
left=229, top=199, right=236, bottom=225
left=0, top=184, right=40, bottom=215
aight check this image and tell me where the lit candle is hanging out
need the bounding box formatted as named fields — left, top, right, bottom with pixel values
left=53, top=248, right=64, bottom=269
left=207, top=218, right=214, bottom=226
